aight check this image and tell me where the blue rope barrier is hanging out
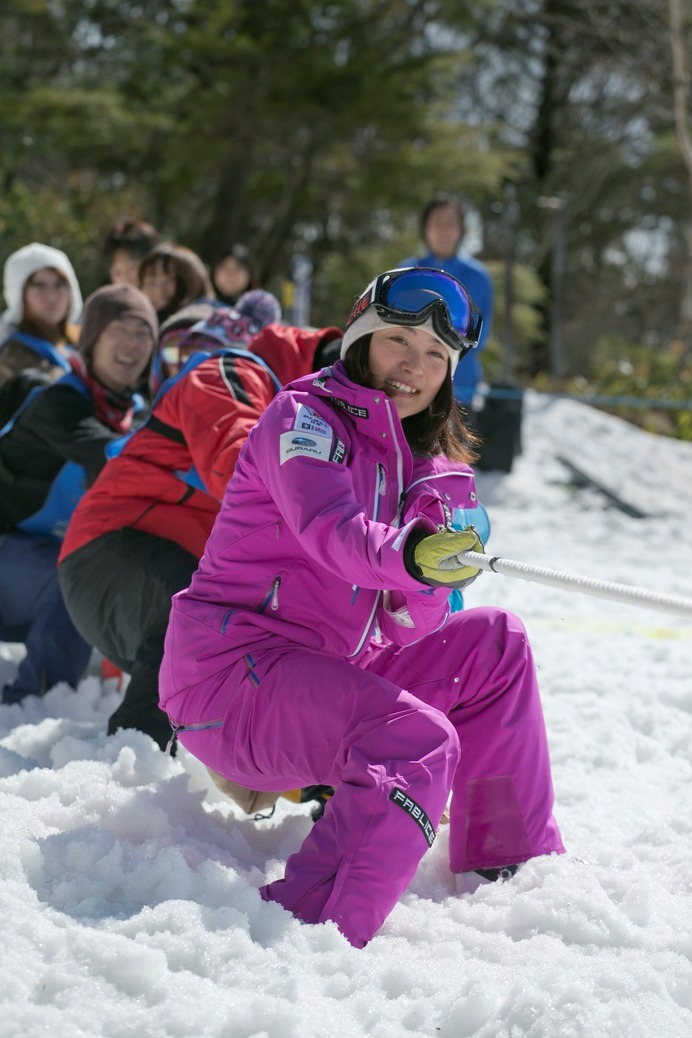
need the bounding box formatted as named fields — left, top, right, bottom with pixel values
left=483, top=386, right=692, bottom=412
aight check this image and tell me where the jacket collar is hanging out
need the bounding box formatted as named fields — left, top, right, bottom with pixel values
left=286, top=361, right=410, bottom=451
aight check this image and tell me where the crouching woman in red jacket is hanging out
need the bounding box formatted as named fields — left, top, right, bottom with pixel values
left=58, top=304, right=341, bottom=750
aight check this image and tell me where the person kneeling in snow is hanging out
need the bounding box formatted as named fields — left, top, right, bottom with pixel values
left=0, top=284, right=157, bottom=703
left=158, top=267, right=565, bottom=948
left=58, top=298, right=342, bottom=761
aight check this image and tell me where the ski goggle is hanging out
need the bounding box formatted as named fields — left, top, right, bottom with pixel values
left=158, top=313, right=256, bottom=371
left=345, top=267, right=483, bottom=357
left=158, top=329, right=197, bottom=372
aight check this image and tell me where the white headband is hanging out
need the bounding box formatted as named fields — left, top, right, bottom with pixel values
left=340, top=307, right=459, bottom=374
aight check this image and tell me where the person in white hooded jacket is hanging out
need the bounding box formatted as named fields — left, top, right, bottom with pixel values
left=0, top=242, right=83, bottom=392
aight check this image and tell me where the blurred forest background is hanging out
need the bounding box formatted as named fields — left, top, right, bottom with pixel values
left=2, top=0, right=692, bottom=436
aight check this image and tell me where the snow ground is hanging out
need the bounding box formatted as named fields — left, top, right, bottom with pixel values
left=1, top=390, right=691, bottom=1038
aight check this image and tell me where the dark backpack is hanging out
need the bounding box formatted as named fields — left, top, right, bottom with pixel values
left=0, top=371, right=92, bottom=538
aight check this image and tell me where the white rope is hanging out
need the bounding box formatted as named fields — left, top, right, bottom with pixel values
left=460, top=550, right=692, bottom=619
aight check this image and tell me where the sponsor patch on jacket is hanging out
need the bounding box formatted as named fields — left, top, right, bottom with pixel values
left=330, top=437, right=346, bottom=464
left=293, top=404, right=333, bottom=438
left=332, top=398, right=369, bottom=419
left=389, top=787, right=436, bottom=847
left=280, top=430, right=333, bottom=464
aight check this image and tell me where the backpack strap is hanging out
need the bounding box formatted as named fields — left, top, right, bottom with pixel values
left=0, top=369, right=88, bottom=438
left=0, top=331, right=72, bottom=371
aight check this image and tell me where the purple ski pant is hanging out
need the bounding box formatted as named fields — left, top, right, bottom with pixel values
left=174, top=607, right=565, bottom=947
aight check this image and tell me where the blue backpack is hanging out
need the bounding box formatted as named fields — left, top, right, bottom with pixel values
left=1, top=371, right=144, bottom=539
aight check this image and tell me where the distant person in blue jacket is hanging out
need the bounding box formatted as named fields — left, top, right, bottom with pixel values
left=399, top=194, right=493, bottom=405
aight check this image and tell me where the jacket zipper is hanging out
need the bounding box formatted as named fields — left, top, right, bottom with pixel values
left=349, top=591, right=381, bottom=657
left=166, top=717, right=223, bottom=755
left=386, top=400, right=405, bottom=511
left=405, top=470, right=475, bottom=492
left=258, top=576, right=281, bottom=613
left=350, top=420, right=404, bottom=657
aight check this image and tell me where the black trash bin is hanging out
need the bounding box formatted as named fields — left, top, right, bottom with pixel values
left=470, top=381, right=523, bottom=473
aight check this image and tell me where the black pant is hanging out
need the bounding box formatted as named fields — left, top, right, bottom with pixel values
left=59, top=528, right=199, bottom=750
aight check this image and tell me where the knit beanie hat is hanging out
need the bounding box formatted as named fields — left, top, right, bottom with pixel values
left=235, top=289, right=282, bottom=329
left=159, top=294, right=281, bottom=353
left=77, top=283, right=158, bottom=363
left=2, top=242, right=83, bottom=325
left=182, top=306, right=262, bottom=349
left=158, top=302, right=216, bottom=341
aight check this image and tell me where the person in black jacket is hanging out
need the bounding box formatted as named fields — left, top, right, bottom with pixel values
left=0, top=283, right=157, bottom=704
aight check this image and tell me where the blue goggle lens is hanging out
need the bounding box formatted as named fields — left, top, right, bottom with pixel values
left=386, top=274, right=469, bottom=331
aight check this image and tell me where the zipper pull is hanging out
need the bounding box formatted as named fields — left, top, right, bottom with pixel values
left=165, top=724, right=184, bottom=756
left=271, top=577, right=281, bottom=610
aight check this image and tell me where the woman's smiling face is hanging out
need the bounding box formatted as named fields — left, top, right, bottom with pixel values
left=368, top=325, right=449, bottom=419
left=90, top=317, right=154, bottom=393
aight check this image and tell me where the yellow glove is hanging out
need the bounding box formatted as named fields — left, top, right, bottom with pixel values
left=405, top=526, right=484, bottom=589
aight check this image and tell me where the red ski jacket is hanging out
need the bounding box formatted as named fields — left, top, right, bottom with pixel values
left=60, top=324, right=340, bottom=562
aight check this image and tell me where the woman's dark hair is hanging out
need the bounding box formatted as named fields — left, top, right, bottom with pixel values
left=342, top=335, right=479, bottom=463
left=139, top=242, right=214, bottom=317
left=211, top=242, right=258, bottom=302
left=212, top=242, right=256, bottom=277
left=420, top=193, right=465, bottom=239
left=102, top=219, right=160, bottom=267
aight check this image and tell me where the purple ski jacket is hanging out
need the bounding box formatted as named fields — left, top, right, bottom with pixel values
left=161, top=362, right=482, bottom=712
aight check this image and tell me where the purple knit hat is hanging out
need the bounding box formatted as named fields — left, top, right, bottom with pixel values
left=235, top=289, right=282, bottom=329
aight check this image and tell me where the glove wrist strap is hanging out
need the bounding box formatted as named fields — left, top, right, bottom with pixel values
left=403, top=526, right=429, bottom=581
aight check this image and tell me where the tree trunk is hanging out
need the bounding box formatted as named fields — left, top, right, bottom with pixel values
left=669, top=0, right=692, bottom=369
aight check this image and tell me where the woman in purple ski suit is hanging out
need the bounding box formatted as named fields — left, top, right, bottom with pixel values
left=159, top=267, right=565, bottom=948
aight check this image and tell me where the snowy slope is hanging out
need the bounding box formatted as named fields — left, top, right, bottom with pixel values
left=0, top=391, right=691, bottom=1038
left=535, top=392, right=692, bottom=519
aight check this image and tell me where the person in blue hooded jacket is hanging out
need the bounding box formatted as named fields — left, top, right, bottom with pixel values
left=399, top=194, right=493, bottom=406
